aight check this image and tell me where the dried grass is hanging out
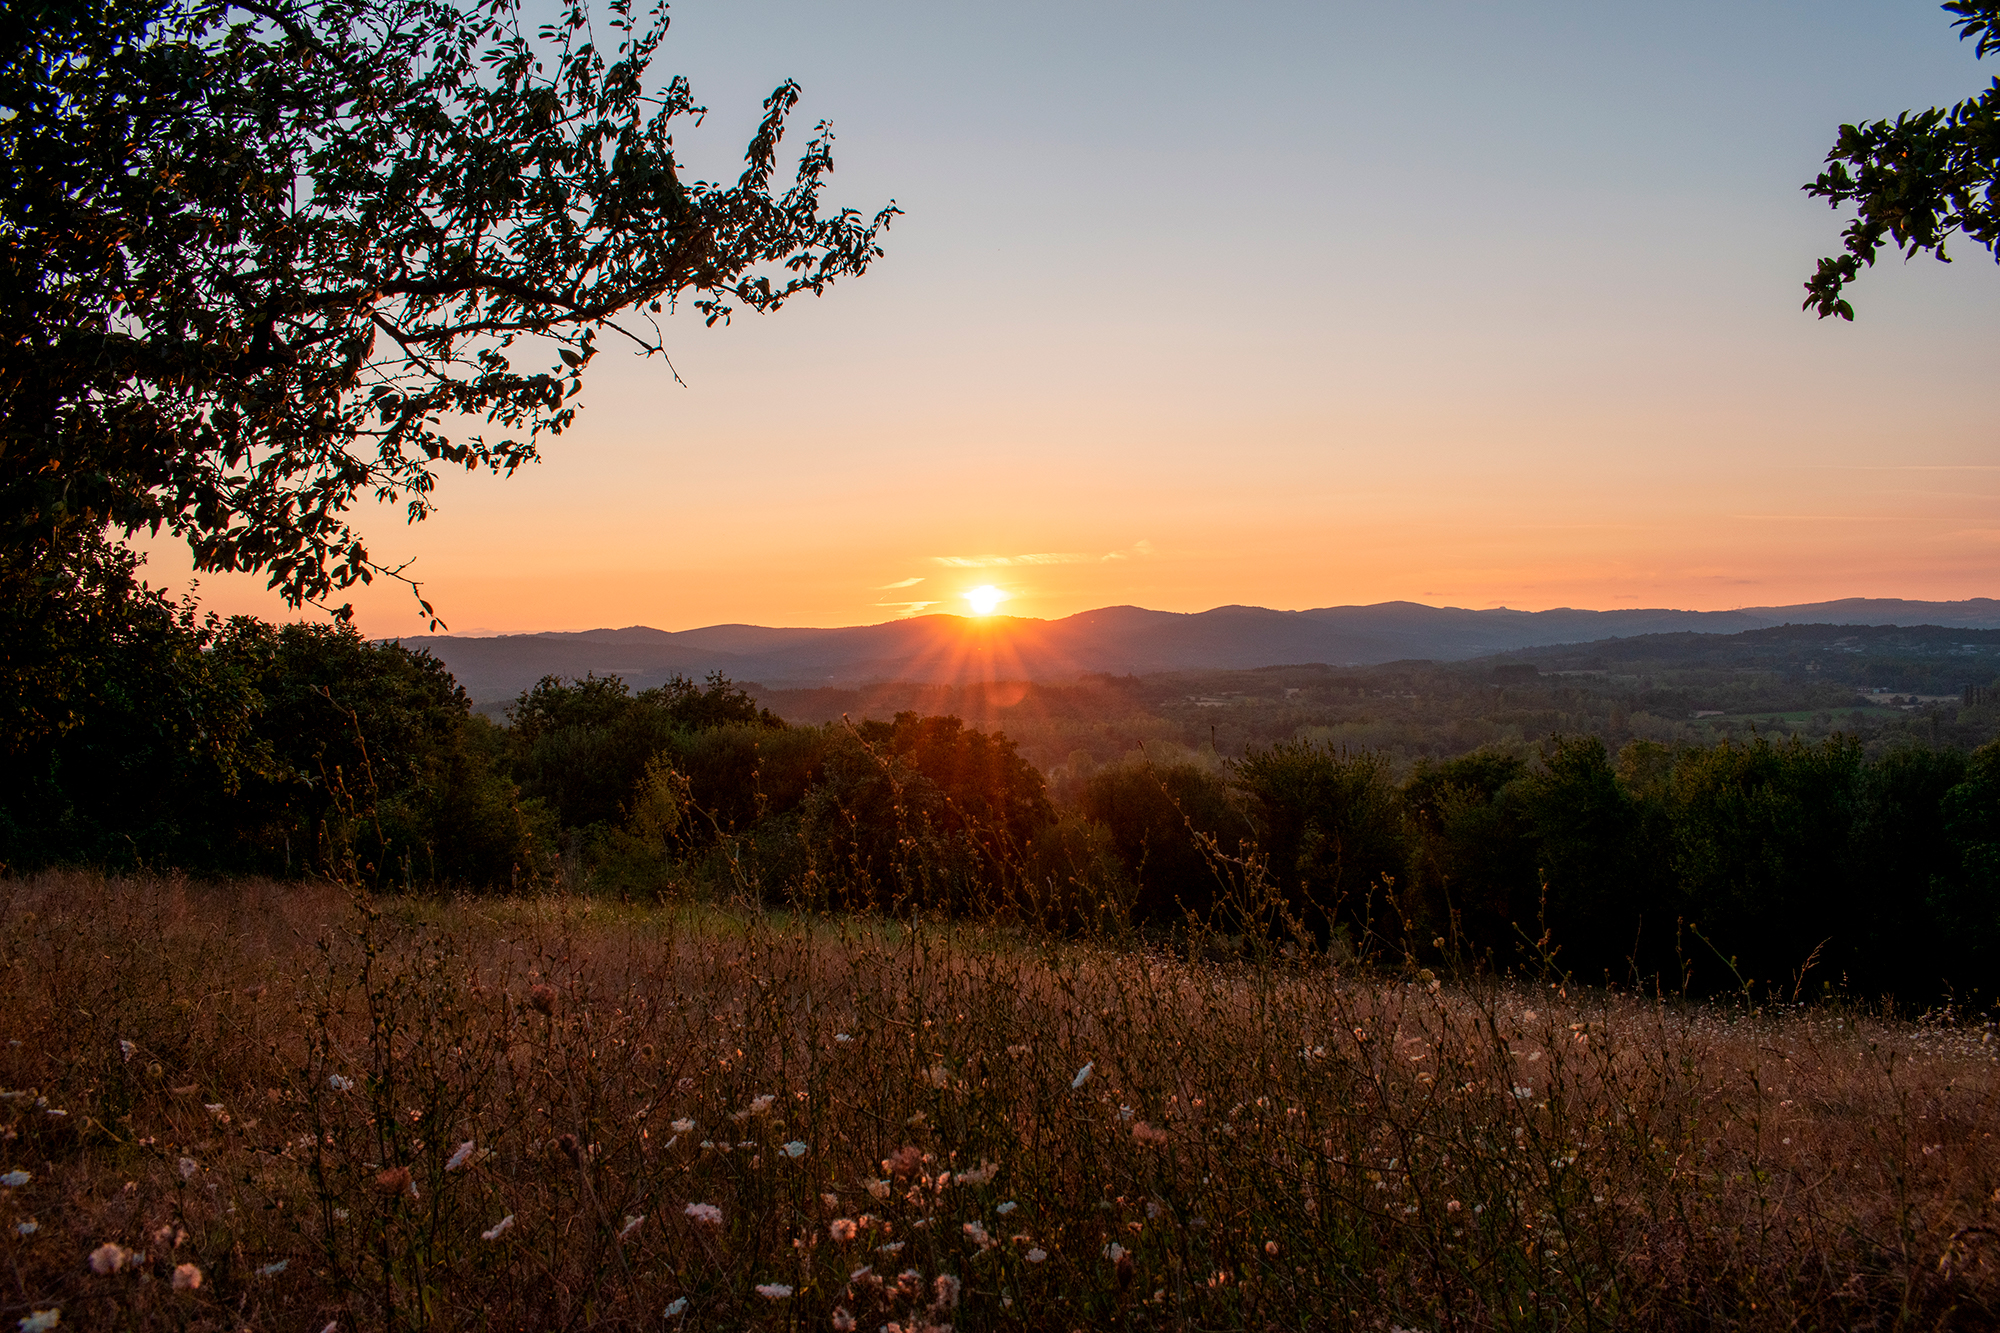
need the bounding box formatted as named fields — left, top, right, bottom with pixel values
left=0, top=870, right=1995, bottom=1331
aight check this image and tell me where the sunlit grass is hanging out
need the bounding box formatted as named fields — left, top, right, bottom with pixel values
left=0, top=872, right=1995, bottom=1331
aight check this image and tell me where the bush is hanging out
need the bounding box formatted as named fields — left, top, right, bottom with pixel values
left=1078, top=760, right=1252, bottom=927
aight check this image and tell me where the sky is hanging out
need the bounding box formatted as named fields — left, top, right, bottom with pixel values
left=141, top=0, right=2000, bottom=635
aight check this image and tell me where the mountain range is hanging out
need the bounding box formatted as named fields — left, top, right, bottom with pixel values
left=396, top=597, right=2000, bottom=703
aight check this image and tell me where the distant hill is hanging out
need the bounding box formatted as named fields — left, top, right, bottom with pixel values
left=396, top=597, right=2000, bottom=703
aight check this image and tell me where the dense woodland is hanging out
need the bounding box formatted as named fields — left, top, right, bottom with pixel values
left=6, top=558, right=1998, bottom=1005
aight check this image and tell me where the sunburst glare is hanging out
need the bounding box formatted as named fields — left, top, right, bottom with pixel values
left=963, top=585, right=1008, bottom=616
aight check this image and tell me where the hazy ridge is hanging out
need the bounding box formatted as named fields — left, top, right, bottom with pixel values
left=398, top=597, right=2000, bottom=701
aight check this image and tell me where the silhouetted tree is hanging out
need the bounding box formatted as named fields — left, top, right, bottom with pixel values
left=1804, top=2, right=2000, bottom=318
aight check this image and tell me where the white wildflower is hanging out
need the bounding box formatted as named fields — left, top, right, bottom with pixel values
left=963, top=1221, right=993, bottom=1248
left=18, top=1310, right=59, bottom=1333
left=1, top=1170, right=30, bottom=1188
left=834, top=1033, right=853, bottom=1044
left=444, top=1141, right=476, bottom=1172
left=257, top=1260, right=289, bottom=1277
left=754, top=1283, right=793, bottom=1299
left=327, top=1074, right=353, bottom=1093
left=995, top=1201, right=1017, bottom=1215
left=88, top=1243, right=131, bottom=1275
left=1105, top=1242, right=1128, bottom=1261
left=1512, top=1086, right=1535, bottom=1100
left=481, top=1215, right=515, bottom=1241
left=748, top=1094, right=775, bottom=1115
left=171, top=1263, right=201, bottom=1290
left=1025, top=1247, right=1047, bottom=1263
left=670, top=1118, right=695, bottom=1135
left=664, top=1298, right=687, bottom=1318
left=117, top=1040, right=136, bottom=1062
left=1071, top=1062, right=1094, bottom=1089
left=781, top=1141, right=807, bottom=1159
left=618, top=1214, right=645, bottom=1240
left=15, top=1220, right=35, bottom=1235
left=684, top=1202, right=722, bottom=1226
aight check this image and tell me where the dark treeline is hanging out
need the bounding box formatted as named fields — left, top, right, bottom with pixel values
left=6, top=557, right=1997, bottom=1005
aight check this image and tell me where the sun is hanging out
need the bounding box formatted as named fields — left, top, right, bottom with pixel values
left=963, top=584, right=1008, bottom=616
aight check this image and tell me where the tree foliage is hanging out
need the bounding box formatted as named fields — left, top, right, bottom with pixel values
left=1803, top=1, right=2000, bottom=318
left=0, top=0, right=894, bottom=611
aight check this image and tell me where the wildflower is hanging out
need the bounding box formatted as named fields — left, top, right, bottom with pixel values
left=117, top=1040, right=136, bottom=1062
left=933, top=1274, right=961, bottom=1309
left=88, top=1243, right=131, bottom=1275
left=18, top=1311, right=59, bottom=1332
left=829, top=1218, right=858, bottom=1242
left=1105, top=1242, right=1128, bottom=1262
left=481, top=1215, right=515, bottom=1241
left=374, top=1166, right=416, bottom=1198
left=755, top=1283, right=793, bottom=1299
left=1025, top=1247, right=1047, bottom=1263
left=781, top=1141, right=807, bottom=1159
left=0, top=1171, right=28, bottom=1188
left=1132, top=1121, right=1169, bottom=1146
left=328, top=1074, right=353, bottom=1093
left=995, top=1200, right=1017, bottom=1215
left=445, top=1141, right=476, bottom=1172
left=257, top=1260, right=289, bottom=1277
left=748, top=1094, right=775, bottom=1115
left=1071, top=1062, right=1094, bottom=1089
left=529, top=984, right=558, bottom=1015
left=1512, top=1086, right=1535, bottom=1100
left=684, top=1202, right=723, bottom=1226
left=1118, top=1105, right=1133, bottom=1120
left=171, top=1263, right=202, bottom=1291
left=866, top=1177, right=892, bottom=1199
left=203, top=1103, right=227, bottom=1122
left=955, top=1159, right=999, bottom=1185
left=1264, top=1239, right=1280, bottom=1255
left=1522, top=1009, right=1537, bottom=1021
left=884, top=1145, right=923, bottom=1178
left=1446, top=1199, right=1462, bottom=1213
left=831, top=1307, right=856, bottom=1331
left=15, top=1220, right=36, bottom=1236
left=834, top=1033, right=853, bottom=1044
left=879, top=1240, right=905, bottom=1254
left=618, top=1214, right=645, bottom=1240
left=670, top=1117, right=695, bottom=1134
left=664, top=1298, right=687, bottom=1318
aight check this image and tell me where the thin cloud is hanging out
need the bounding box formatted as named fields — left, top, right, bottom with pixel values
left=932, top=553, right=1091, bottom=568
left=875, top=576, right=925, bottom=589
left=875, top=600, right=940, bottom=615
left=933, top=540, right=1156, bottom=568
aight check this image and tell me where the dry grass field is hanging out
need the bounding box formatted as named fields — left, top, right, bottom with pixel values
left=0, top=872, right=1995, bottom=1331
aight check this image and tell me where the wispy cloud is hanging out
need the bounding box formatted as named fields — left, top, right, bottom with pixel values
left=875, top=576, right=925, bottom=589
left=876, top=600, right=940, bottom=615
left=932, top=540, right=1156, bottom=568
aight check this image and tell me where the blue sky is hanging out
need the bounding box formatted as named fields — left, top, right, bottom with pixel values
left=154, top=0, right=2000, bottom=632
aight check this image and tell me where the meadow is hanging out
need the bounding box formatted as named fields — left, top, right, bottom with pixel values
left=2, top=872, right=1996, bottom=1332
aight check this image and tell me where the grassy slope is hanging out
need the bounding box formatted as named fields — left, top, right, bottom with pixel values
left=0, top=874, right=1996, bottom=1331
